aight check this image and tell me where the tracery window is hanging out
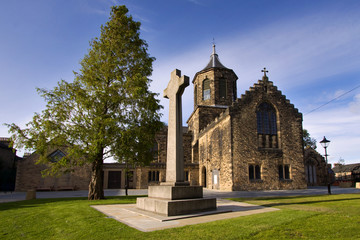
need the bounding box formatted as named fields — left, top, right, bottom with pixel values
left=257, top=102, right=278, bottom=148
left=257, top=103, right=277, bottom=135
left=203, top=79, right=210, bottom=100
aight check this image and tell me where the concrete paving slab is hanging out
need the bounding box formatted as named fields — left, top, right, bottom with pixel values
left=91, top=198, right=279, bottom=232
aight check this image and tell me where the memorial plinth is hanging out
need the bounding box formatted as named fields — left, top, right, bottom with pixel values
left=136, top=69, right=216, bottom=216
left=136, top=191, right=216, bottom=216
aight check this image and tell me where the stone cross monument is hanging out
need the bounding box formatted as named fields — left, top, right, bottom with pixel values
left=163, top=69, right=189, bottom=185
left=136, top=69, right=216, bottom=216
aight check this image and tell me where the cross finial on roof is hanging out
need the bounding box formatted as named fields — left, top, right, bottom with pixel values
left=212, top=38, right=216, bottom=55
left=261, top=67, right=268, bottom=77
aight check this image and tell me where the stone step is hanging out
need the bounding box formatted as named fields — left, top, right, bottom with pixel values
left=136, top=197, right=216, bottom=216
left=148, top=185, right=203, bottom=200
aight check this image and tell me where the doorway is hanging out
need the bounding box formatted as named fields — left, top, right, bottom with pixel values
left=108, top=171, right=121, bottom=189
left=212, top=169, right=220, bottom=190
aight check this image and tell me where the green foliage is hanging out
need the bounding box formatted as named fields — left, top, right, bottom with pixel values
left=6, top=5, right=163, bottom=199
left=1, top=194, right=359, bottom=239
left=303, top=129, right=317, bottom=149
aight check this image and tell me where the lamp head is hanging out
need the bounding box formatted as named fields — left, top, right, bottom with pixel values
left=320, top=136, right=330, bottom=148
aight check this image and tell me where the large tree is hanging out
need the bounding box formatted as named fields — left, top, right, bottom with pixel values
left=7, top=6, right=163, bottom=200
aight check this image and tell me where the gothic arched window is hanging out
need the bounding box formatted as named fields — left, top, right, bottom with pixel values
left=257, top=103, right=277, bottom=135
left=257, top=103, right=278, bottom=148
left=203, top=79, right=210, bottom=100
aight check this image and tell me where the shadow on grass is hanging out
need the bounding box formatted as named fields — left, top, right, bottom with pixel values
left=0, top=195, right=146, bottom=211
left=229, top=194, right=360, bottom=208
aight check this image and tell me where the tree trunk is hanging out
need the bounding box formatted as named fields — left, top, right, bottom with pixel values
left=125, top=169, right=128, bottom=196
left=88, top=149, right=104, bottom=200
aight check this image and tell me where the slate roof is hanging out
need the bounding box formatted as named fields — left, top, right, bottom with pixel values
left=333, top=163, right=360, bottom=173
left=202, top=44, right=228, bottom=70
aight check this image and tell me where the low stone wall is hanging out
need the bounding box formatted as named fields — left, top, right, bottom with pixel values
left=339, top=181, right=352, bottom=188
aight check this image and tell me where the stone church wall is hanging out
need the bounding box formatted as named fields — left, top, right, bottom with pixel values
left=198, top=113, right=233, bottom=190
left=304, top=147, right=328, bottom=186
left=187, top=106, right=226, bottom=145
left=230, top=79, right=306, bottom=191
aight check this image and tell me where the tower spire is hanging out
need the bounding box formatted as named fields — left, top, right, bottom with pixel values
left=202, top=42, right=227, bottom=70
left=212, top=38, right=216, bottom=55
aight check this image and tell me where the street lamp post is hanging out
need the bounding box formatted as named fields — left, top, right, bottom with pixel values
left=320, top=136, right=331, bottom=195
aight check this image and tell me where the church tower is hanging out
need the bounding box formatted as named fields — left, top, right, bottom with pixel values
left=193, top=44, right=238, bottom=108
left=187, top=45, right=238, bottom=163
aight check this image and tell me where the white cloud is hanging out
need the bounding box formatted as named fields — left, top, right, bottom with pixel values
left=349, top=94, right=360, bottom=114
left=220, top=12, right=360, bottom=92
left=152, top=7, right=360, bottom=117
left=334, top=90, right=346, bottom=99
left=304, top=106, right=360, bottom=164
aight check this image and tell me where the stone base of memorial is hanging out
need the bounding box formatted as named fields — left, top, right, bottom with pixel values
left=136, top=183, right=217, bottom=216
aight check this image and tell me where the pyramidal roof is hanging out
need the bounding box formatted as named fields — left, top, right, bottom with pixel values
left=202, top=44, right=227, bottom=70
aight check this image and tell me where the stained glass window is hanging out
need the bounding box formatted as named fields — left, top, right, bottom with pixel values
left=257, top=103, right=277, bottom=135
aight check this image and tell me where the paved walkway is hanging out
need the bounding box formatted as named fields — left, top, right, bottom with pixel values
left=92, top=199, right=279, bottom=232
left=0, top=186, right=359, bottom=203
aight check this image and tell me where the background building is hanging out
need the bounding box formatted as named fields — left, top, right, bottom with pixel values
left=333, top=163, right=360, bottom=187
left=0, top=137, right=19, bottom=191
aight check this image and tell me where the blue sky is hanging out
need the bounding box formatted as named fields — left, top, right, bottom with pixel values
left=1, top=0, right=360, bottom=164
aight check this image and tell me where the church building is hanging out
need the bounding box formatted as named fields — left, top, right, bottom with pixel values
left=187, top=45, right=306, bottom=190
left=14, top=45, right=307, bottom=191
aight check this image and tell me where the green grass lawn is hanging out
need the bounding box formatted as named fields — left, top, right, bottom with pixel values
left=1, top=194, right=359, bottom=239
